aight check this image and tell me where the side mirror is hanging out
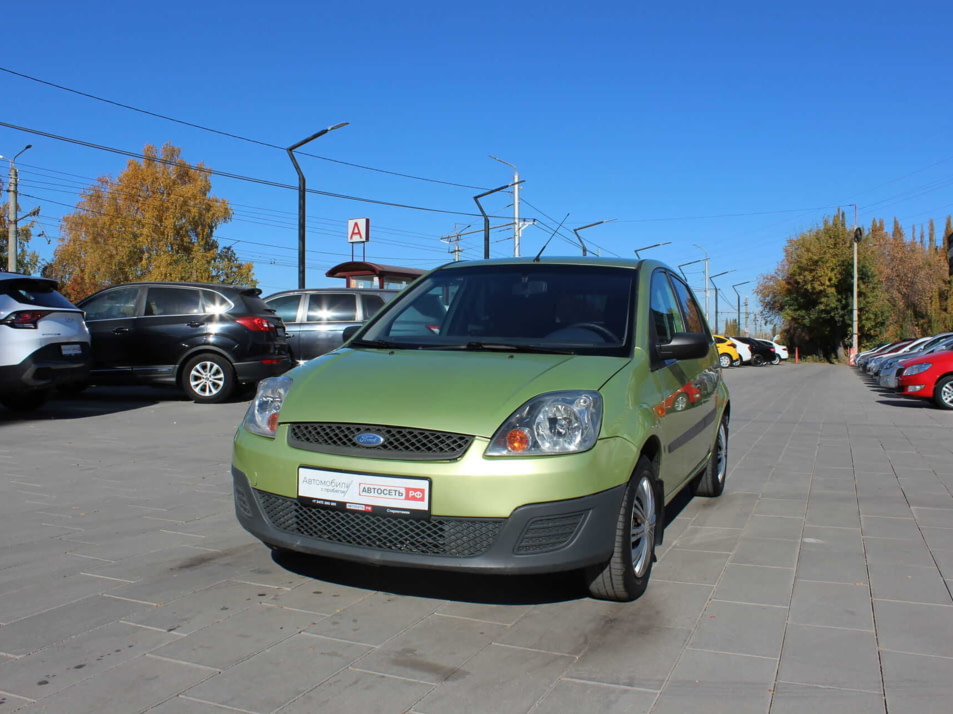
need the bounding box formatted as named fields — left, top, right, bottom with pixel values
left=657, top=332, right=711, bottom=360
left=342, top=325, right=361, bottom=343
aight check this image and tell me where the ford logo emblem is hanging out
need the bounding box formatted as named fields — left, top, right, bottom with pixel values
left=354, top=432, right=385, bottom=447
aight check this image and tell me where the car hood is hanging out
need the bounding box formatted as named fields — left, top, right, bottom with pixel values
left=277, top=347, right=629, bottom=438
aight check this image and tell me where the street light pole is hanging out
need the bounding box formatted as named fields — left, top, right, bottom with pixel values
left=633, top=241, right=671, bottom=258
left=731, top=281, right=751, bottom=335
left=709, top=270, right=735, bottom=334
left=848, top=204, right=860, bottom=360
left=474, top=181, right=524, bottom=259
left=286, top=123, right=348, bottom=289
left=488, top=156, right=524, bottom=257
left=693, top=243, right=710, bottom=322
left=2, top=144, right=32, bottom=273
left=572, top=219, right=616, bottom=257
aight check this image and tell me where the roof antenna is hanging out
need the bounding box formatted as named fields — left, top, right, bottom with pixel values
left=533, top=213, right=570, bottom=262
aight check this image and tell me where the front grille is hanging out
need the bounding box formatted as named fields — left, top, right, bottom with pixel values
left=515, top=512, right=586, bottom=554
left=255, top=490, right=502, bottom=557
left=288, top=423, right=473, bottom=461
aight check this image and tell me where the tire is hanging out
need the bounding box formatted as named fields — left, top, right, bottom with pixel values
left=0, top=390, right=49, bottom=412
left=719, top=353, right=732, bottom=369
left=751, top=354, right=765, bottom=366
left=586, top=457, right=659, bottom=602
left=182, top=354, right=235, bottom=404
left=771, top=354, right=781, bottom=365
left=692, top=414, right=729, bottom=497
left=934, top=376, right=953, bottom=410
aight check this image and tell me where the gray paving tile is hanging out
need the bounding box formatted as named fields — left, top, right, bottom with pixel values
left=921, top=526, right=953, bottom=550
left=881, top=650, right=953, bottom=714
left=435, top=600, right=531, bottom=625
left=688, top=600, right=787, bottom=658
left=671, top=526, right=741, bottom=553
left=688, top=492, right=758, bottom=528
left=183, top=633, right=369, bottom=713
left=729, top=537, right=800, bottom=568
left=788, top=580, right=873, bottom=630
left=860, top=515, right=922, bottom=539
left=0, top=573, right=130, bottom=625
left=651, top=649, right=776, bottom=714
left=357, top=614, right=505, bottom=683
left=150, top=604, right=321, bottom=670
left=864, top=536, right=936, bottom=567
left=867, top=563, right=953, bottom=604
left=494, top=599, right=626, bottom=656
left=532, top=680, right=657, bottom=714
left=872, top=599, right=953, bottom=658
left=261, top=579, right=371, bottom=615
left=753, top=498, right=807, bottom=518
left=778, top=624, right=882, bottom=693
left=912, top=507, right=953, bottom=528
left=655, top=547, right=729, bottom=585
left=769, top=682, right=885, bottom=713
left=633, top=579, right=714, bottom=629
left=0, top=594, right=149, bottom=657
left=411, top=644, right=573, bottom=714
left=0, top=621, right=179, bottom=700
left=14, top=655, right=212, bottom=714
left=568, top=622, right=691, bottom=690
left=743, top=515, right=804, bottom=541
left=713, top=564, right=795, bottom=607
left=306, top=592, right=443, bottom=646
left=259, top=667, right=434, bottom=713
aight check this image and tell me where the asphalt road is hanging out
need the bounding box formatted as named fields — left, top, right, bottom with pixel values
left=1, top=363, right=952, bottom=713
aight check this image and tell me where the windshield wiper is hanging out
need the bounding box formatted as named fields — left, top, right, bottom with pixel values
left=461, top=341, right=574, bottom=354
left=349, top=338, right=399, bottom=349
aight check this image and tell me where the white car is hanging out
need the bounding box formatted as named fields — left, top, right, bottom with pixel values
left=729, top=337, right=752, bottom=365
left=765, top=340, right=789, bottom=360
left=0, top=273, right=91, bottom=411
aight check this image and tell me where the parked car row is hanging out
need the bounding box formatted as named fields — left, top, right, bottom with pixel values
left=714, top=334, right=787, bottom=367
left=1, top=273, right=403, bottom=411
left=855, top=333, right=953, bottom=410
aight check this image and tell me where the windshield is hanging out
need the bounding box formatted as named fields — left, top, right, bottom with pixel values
left=356, top=264, right=636, bottom=357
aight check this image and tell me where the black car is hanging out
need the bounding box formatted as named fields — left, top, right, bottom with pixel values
left=77, top=281, right=293, bottom=403
left=731, top=336, right=777, bottom=366
left=263, top=288, right=398, bottom=362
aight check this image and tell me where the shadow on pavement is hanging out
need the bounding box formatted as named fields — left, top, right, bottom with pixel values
left=0, top=386, right=165, bottom=423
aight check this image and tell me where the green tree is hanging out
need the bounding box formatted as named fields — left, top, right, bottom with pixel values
left=48, top=143, right=253, bottom=301
left=0, top=176, right=42, bottom=275
left=757, top=213, right=889, bottom=360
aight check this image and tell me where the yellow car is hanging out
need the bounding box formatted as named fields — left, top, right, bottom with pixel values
left=714, top=334, right=739, bottom=368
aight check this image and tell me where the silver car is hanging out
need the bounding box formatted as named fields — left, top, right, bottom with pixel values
left=0, top=273, right=91, bottom=411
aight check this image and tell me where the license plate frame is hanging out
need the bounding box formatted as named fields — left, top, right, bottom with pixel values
left=297, top=467, right=431, bottom=519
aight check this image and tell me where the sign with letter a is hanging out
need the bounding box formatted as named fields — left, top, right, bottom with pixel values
left=348, top=218, right=370, bottom=244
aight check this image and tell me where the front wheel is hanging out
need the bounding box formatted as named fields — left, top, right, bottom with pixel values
left=934, top=376, right=953, bottom=410
left=751, top=354, right=765, bottom=366
left=586, top=457, right=659, bottom=602
left=771, top=354, right=780, bottom=365
left=182, top=354, right=235, bottom=404
left=693, top=414, right=729, bottom=497
left=719, top=353, right=732, bottom=369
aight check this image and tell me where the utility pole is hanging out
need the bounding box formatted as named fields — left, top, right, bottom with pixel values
left=693, top=244, right=710, bottom=321
left=488, top=156, right=527, bottom=257
left=441, top=224, right=469, bottom=262
left=2, top=144, right=32, bottom=273
left=848, top=204, right=860, bottom=361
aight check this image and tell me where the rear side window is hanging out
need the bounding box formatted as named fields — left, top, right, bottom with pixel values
left=265, top=295, right=301, bottom=323
left=361, top=295, right=386, bottom=319
left=82, top=286, right=140, bottom=320
left=201, top=289, right=233, bottom=314
left=1, top=280, right=76, bottom=309
left=307, top=294, right=357, bottom=322
left=144, top=287, right=201, bottom=316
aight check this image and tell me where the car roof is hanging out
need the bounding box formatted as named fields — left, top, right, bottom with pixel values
left=79, top=281, right=261, bottom=302
left=436, top=256, right=648, bottom=271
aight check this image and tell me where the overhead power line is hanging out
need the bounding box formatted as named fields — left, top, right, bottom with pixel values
left=0, top=66, right=489, bottom=191
left=0, top=120, right=513, bottom=220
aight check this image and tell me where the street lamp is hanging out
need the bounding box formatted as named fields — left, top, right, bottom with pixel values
left=709, top=270, right=735, bottom=334
left=287, top=123, right=348, bottom=289
left=677, top=258, right=704, bottom=279
left=1, top=144, right=33, bottom=273
left=474, top=181, right=524, bottom=259
left=633, top=241, right=671, bottom=258
left=731, top=281, right=751, bottom=335
left=572, top=219, right=616, bottom=257
left=488, top=155, right=524, bottom=257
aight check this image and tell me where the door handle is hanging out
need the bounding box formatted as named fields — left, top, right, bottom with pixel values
left=112, top=327, right=130, bottom=334
left=186, top=321, right=204, bottom=328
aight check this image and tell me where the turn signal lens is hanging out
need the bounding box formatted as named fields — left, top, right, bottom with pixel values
left=505, top=429, right=530, bottom=453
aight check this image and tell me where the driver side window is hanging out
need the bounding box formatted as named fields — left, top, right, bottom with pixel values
left=649, top=272, right=684, bottom=344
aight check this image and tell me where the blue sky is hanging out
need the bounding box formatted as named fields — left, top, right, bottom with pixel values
left=3, top=1, right=952, bottom=331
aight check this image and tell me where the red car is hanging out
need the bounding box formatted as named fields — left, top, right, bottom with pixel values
left=896, top=349, right=953, bottom=410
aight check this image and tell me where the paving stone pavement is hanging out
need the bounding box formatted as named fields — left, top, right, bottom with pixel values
left=1, top=365, right=952, bottom=713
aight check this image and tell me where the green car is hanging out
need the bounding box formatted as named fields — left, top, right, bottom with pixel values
left=232, top=257, right=730, bottom=601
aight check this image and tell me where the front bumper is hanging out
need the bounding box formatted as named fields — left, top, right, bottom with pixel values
left=232, top=466, right=623, bottom=574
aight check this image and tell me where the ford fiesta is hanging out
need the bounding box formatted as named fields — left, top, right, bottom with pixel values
left=232, top=258, right=730, bottom=601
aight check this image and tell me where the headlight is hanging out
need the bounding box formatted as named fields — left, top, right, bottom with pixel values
left=243, top=376, right=293, bottom=438
left=486, top=391, right=602, bottom=456
left=903, top=362, right=932, bottom=376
